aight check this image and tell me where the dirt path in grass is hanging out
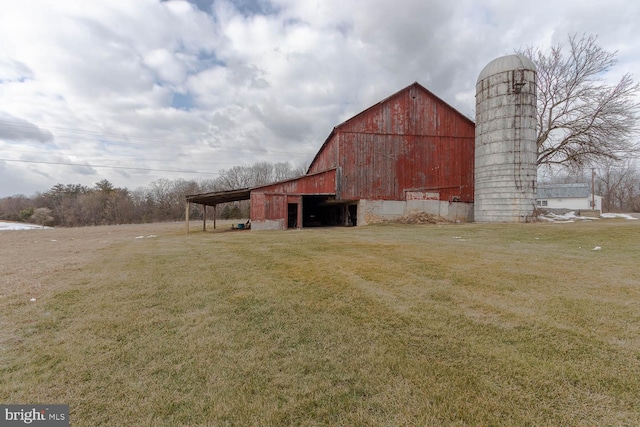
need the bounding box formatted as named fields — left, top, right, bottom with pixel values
left=0, top=222, right=186, bottom=299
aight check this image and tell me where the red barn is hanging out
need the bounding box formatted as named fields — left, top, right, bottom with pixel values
left=187, top=82, right=475, bottom=231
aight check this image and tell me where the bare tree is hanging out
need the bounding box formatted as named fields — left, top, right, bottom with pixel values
left=274, top=161, right=305, bottom=182
left=629, top=177, right=640, bottom=212
left=218, top=165, right=254, bottom=190
left=592, top=159, right=640, bottom=212
left=621, top=168, right=640, bottom=212
left=217, top=161, right=304, bottom=190
left=30, top=207, right=54, bottom=227
left=0, top=195, right=32, bottom=221
left=519, top=34, right=640, bottom=168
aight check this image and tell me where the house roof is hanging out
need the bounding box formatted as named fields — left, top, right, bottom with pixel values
left=537, top=183, right=591, bottom=199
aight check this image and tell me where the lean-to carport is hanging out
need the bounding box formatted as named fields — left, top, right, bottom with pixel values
left=185, top=188, right=250, bottom=234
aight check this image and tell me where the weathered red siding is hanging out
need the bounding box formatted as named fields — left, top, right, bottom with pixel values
left=264, top=194, right=286, bottom=220
left=251, top=192, right=267, bottom=221
left=308, top=83, right=475, bottom=202
left=308, top=131, right=338, bottom=174
left=250, top=193, right=288, bottom=223
left=252, top=169, right=337, bottom=195
left=250, top=169, right=337, bottom=221
left=338, top=133, right=474, bottom=201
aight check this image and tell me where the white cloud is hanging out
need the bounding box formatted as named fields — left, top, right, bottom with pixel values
left=0, top=113, right=54, bottom=143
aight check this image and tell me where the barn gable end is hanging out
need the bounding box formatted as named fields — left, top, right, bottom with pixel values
left=309, top=83, right=474, bottom=210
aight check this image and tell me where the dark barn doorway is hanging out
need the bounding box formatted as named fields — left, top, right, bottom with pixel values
left=287, top=203, right=298, bottom=228
left=348, top=204, right=357, bottom=226
left=302, top=196, right=357, bottom=227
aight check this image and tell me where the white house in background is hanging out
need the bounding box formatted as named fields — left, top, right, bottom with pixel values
left=536, top=183, right=602, bottom=212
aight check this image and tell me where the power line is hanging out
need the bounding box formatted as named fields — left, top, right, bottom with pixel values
left=0, top=118, right=197, bottom=146
left=0, top=158, right=220, bottom=175
left=0, top=148, right=237, bottom=167
left=0, top=118, right=317, bottom=156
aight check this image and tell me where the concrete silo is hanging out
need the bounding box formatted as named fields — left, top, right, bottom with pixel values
left=474, top=54, right=537, bottom=222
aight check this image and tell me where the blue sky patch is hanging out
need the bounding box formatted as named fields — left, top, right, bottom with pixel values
left=171, top=92, right=195, bottom=111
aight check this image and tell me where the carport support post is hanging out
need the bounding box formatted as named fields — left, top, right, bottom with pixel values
left=185, top=201, right=190, bottom=234
left=203, top=205, right=207, bottom=231
left=213, top=205, right=217, bottom=230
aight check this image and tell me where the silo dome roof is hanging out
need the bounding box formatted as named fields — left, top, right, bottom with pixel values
left=477, top=54, right=536, bottom=83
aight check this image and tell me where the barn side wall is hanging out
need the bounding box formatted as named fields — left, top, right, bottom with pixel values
left=250, top=169, right=337, bottom=229
left=252, top=219, right=285, bottom=231
left=338, top=133, right=474, bottom=202
left=358, top=199, right=473, bottom=224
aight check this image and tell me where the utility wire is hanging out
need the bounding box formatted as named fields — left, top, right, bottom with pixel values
left=0, top=118, right=316, bottom=155
left=0, top=148, right=244, bottom=167
left=0, top=158, right=220, bottom=175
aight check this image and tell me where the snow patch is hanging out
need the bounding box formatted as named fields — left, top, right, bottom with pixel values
left=0, top=221, right=52, bottom=231
left=600, top=213, right=638, bottom=220
left=538, top=211, right=639, bottom=223
left=538, top=211, right=597, bottom=222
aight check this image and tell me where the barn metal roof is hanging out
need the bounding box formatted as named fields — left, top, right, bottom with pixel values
left=186, top=188, right=251, bottom=206
left=477, top=54, right=536, bottom=83
left=186, top=169, right=337, bottom=207
left=537, top=183, right=591, bottom=199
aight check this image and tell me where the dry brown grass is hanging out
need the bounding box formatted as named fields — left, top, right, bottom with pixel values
left=1, top=219, right=639, bottom=425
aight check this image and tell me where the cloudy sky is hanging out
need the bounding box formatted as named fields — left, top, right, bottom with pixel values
left=1, top=0, right=638, bottom=197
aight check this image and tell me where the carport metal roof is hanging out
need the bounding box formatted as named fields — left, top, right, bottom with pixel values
left=186, top=188, right=251, bottom=206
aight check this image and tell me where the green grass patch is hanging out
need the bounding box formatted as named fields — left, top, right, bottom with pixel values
left=1, top=221, right=640, bottom=425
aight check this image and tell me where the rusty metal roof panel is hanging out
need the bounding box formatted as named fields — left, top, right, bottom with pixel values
left=186, top=188, right=251, bottom=206
left=537, top=183, right=591, bottom=199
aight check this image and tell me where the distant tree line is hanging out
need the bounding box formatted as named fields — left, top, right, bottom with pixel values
left=0, top=161, right=305, bottom=227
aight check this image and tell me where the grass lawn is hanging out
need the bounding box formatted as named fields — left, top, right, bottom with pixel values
left=1, top=220, right=639, bottom=425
